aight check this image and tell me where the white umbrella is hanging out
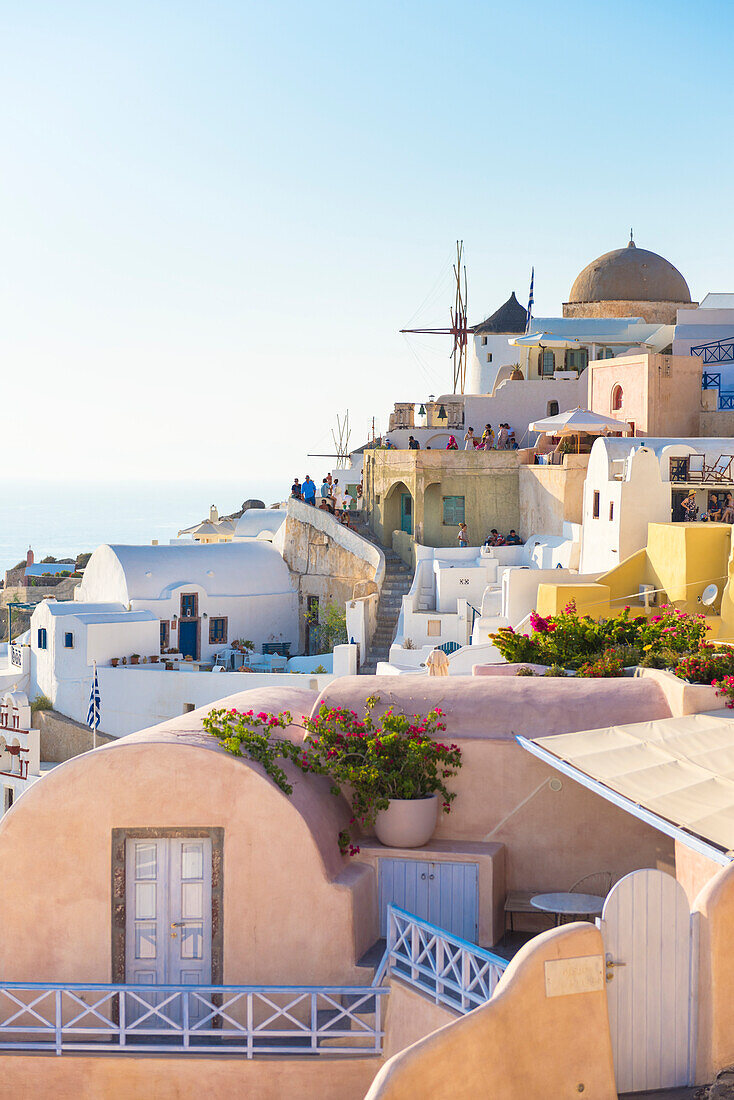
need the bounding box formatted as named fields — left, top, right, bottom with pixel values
left=529, top=406, right=629, bottom=435
left=510, top=331, right=583, bottom=349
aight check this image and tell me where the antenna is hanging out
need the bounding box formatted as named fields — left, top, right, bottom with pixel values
left=400, top=240, right=471, bottom=395
left=330, top=411, right=352, bottom=469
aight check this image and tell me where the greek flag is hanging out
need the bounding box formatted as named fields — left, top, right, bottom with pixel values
left=87, top=662, right=100, bottom=732
left=525, top=267, right=534, bottom=334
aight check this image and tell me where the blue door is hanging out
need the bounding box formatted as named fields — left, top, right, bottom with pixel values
left=400, top=493, right=412, bottom=534
left=179, top=620, right=198, bottom=659
left=378, top=858, right=478, bottom=941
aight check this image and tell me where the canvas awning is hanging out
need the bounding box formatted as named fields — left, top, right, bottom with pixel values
left=518, top=712, right=734, bottom=863
left=529, top=406, right=630, bottom=435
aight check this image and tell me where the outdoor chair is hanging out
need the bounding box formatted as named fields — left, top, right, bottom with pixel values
left=686, top=454, right=706, bottom=482
left=704, top=455, right=734, bottom=482
left=568, top=871, right=614, bottom=898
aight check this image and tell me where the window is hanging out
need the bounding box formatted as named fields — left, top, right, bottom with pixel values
left=160, top=621, right=170, bottom=649
left=64, top=632, right=74, bottom=649
left=481, top=336, right=487, bottom=346
left=37, top=628, right=47, bottom=650
left=593, top=491, right=600, bottom=519
left=609, top=502, right=614, bottom=521
left=180, top=593, right=198, bottom=618
left=540, top=349, right=555, bottom=377
left=566, top=348, right=589, bottom=372
left=547, top=400, right=559, bottom=417
left=3, top=788, right=13, bottom=813
left=611, top=385, right=623, bottom=411
left=486, top=352, right=492, bottom=362
left=209, top=617, right=227, bottom=644
left=427, top=620, right=442, bottom=637
left=442, top=496, right=465, bottom=525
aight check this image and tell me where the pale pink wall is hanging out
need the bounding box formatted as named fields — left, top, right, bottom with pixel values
left=694, top=861, right=734, bottom=1080
left=383, top=979, right=459, bottom=1060
left=675, top=839, right=722, bottom=906
left=365, top=923, right=616, bottom=1100
left=587, top=353, right=702, bottom=437
left=0, top=1053, right=379, bottom=1100
left=0, top=733, right=374, bottom=986
left=316, top=677, right=676, bottom=894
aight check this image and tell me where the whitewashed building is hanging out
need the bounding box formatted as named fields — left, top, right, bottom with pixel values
left=0, top=690, right=43, bottom=818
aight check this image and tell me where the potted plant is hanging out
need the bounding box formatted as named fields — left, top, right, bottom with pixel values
left=130, top=654, right=140, bottom=665
left=110, top=658, right=120, bottom=668
left=149, top=655, right=159, bottom=663
left=203, top=696, right=462, bottom=855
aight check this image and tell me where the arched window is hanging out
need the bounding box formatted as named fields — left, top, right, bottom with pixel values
left=547, top=400, right=559, bottom=416
left=612, top=385, right=623, bottom=411
left=540, top=349, right=555, bottom=377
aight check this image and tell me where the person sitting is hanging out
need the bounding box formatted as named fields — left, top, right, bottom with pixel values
left=505, top=530, right=523, bottom=545
left=707, top=494, right=723, bottom=522
left=446, top=435, right=459, bottom=450
left=408, top=435, right=420, bottom=450
left=508, top=431, right=518, bottom=449
left=484, top=529, right=505, bottom=547
left=722, top=493, right=734, bottom=523
left=320, top=478, right=334, bottom=513
left=290, top=477, right=302, bottom=500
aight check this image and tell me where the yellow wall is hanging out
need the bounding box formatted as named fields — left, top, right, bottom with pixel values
left=536, top=582, right=611, bottom=619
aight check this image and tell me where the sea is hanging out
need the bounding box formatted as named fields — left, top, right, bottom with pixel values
left=0, top=479, right=286, bottom=576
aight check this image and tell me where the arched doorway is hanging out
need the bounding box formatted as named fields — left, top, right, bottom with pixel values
left=384, top=482, right=413, bottom=537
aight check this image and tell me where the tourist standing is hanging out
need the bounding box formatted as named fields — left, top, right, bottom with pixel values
left=408, top=435, right=420, bottom=450
left=497, top=424, right=509, bottom=449
left=457, top=523, right=468, bottom=548
left=302, top=476, right=316, bottom=505
left=480, top=424, right=493, bottom=449
left=464, top=427, right=475, bottom=450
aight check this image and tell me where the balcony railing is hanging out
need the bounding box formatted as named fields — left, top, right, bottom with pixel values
left=692, top=339, right=734, bottom=365
left=380, top=905, right=508, bottom=1013
left=0, top=982, right=388, bottom=1056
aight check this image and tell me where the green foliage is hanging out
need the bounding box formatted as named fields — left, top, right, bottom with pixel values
left=30, top=694, right=53, bottom=713
left=577, top=647, right=626, bottom=678
left=203, top=696, right=462, bottom=857
left=515, top=666, right=536, bottom=676
left=75, top=552, right=92, bottom=570
left=305, top=600, right=347, bottom=654
left=542, top=664, right=568, bottom=677
left=674, top=648, right=734, bottom=684
left=491, top=602, right=710, bottom=673
left=312, top=664, right=327, bottom=674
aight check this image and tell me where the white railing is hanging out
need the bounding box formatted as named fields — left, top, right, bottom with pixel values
left=382, top=905, right=508, bottom=1013
left=10, top=645, right=23, bottom=668
left=0, top=982, right=388, bottom=1056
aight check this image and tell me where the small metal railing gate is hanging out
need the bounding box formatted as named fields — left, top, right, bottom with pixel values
left=377, top=905, right=508, bottom=1013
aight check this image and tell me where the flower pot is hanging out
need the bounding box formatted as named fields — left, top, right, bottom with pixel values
left=374, top=794, right=439, bottom=849
left=130, top=656, right=140, bottom=665
left=110, top=659, right=119, bottom=668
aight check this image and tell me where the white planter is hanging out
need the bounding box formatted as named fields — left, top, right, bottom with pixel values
left=374, top=794, right=439, bottom=848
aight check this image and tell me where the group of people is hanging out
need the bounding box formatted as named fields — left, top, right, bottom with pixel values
left=447, top=424, right=518, bottom=451
left=681, top=490, right=734, bottom=523
left=455, top=525, right=523, bottom=548
left=290, top=474, right=353, bottom=523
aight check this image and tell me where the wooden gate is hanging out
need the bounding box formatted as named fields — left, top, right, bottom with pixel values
left=600, top=869, right=695, bottom=1094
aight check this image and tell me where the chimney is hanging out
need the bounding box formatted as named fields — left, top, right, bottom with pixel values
left=26, top=546, right=34, bottom=568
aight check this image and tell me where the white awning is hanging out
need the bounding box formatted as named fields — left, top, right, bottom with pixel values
left=519, top=712, right=734, bottom=861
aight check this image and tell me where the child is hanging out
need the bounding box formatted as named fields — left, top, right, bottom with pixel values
left=457, top=523, right=468, bottom=548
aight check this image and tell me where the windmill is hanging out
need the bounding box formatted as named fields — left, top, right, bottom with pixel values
left=400, top=240, right=470, bottom=395
left=331, top=411, right=352, bottom=469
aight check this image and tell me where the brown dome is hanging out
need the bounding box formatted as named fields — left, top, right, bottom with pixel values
left=568, top=238, right=691, bottom=304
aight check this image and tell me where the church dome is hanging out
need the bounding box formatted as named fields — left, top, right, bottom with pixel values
left=568, top=237, right=691, bottom=304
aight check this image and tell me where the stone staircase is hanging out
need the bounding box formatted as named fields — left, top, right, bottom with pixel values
left=350, top=517, right=414, bottom=674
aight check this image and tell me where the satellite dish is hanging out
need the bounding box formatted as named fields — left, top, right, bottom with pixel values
left=701, top=583, right=719, bottom=606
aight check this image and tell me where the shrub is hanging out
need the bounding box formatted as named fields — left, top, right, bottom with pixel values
left=515, top=666, right=536, bottom=676
left=203, top=696, right=462, bottom=856
left=543, top=664, right=568, bottom=677
left=304, top=601, right=347, bottom=653
left=675, top=648, right=734, bottom=685
left=30, top=694, right=53, bottom=713
left=714, top=676, right=734, bottom=708
left=577, top=647, right=626, bottom=678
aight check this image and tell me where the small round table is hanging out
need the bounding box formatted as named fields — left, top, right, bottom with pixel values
left=530, top=892, right=605, bottom=926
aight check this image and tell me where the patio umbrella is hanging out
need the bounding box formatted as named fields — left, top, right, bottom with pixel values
left=510, top=331, right=583, bottom=349
left=529, top=406, right=630, bottom=436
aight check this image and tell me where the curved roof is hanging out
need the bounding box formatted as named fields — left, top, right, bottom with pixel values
left=473, top=291, right=528, bottom=335
left=233, top=508, right=286, bottom=539
left=568, top=239, right=691, bottom=304
left=77, top=542, right=296, bottom=604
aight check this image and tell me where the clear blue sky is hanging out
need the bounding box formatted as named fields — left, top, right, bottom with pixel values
left=1, top=0, right=731, bottom=485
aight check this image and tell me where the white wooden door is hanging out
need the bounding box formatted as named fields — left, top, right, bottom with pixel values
left=600, top=869, right=694, bottom=1094
left=125, top=838, right=212, bottom=1023
left=378, top=858, right=478, bottom=942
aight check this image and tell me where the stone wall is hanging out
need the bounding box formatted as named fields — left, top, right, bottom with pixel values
left=275, top=500, right=385, bottom=653
left=33, top=708, right=115, bottom=761
left=562, top=298, right=695, bottom=325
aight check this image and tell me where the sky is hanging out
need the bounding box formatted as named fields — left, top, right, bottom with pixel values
left=1, top=0, right=732, bottom=486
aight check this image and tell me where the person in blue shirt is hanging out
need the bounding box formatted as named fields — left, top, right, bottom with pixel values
left=302, top=475, right=316, bottom=505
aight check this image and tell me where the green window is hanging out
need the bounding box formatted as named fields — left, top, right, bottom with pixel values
left=442, top=496, right=465, bottom=525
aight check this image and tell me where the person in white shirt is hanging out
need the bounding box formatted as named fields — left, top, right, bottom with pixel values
left=464, top=427, right=475, bottom=450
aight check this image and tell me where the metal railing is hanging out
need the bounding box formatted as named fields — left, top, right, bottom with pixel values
left=702, top=371, right=722, bottom=390
left=692, top=339, right=734, bottom=364
left=0, top=982, right=388, bottom=1056
left=720, top=393, right=734, bottom=410
left=383, top=905, right=508, bottom=1013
